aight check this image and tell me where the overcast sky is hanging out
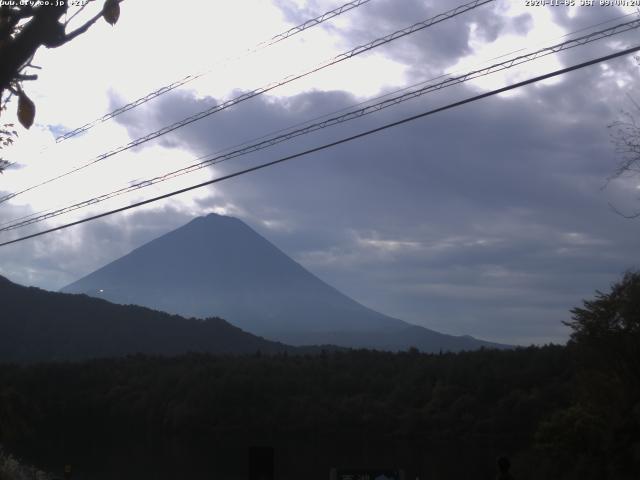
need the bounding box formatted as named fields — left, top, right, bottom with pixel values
left=0, top=0, right=639, bottom=345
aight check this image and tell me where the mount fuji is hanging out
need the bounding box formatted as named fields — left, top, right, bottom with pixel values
left=62, top=213, right=507, bottom=352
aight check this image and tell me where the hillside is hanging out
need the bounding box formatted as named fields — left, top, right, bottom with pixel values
left=0, top=275, right=293, bottom=362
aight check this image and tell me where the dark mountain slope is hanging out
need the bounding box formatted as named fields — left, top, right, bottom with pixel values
left=63, top=214, right=403, bottom=335
left=0, top=275, right=293, bottom=362
left=62, top=213, right=509, bottom=352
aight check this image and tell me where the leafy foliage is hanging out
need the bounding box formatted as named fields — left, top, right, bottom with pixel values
left=0, top=347, right=572, bottom=479
left=102, top=0, right=120, bottom=26
left=0, top=105, right=17, bottom=174
left=536, top=271, right=640, bottom=479
left=0, top=1, right=122, bottom=167
left=15, top=92, right=34, bottom=130
left=567, top=271, right=640, bottom=342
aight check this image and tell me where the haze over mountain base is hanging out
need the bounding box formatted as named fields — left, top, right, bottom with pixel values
left=0, top=274, right=296, bottom=362
left=62, top=213, right=508, bottom=352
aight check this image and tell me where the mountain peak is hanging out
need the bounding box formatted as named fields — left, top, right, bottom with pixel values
left=63, top=213, right=404, bottom=336
left=203, top=212, right=237, bottom=221
left=62, top=215, right=508, bottom=352
left=181, top=212, right=250, bottom=235
left=185, top=211, right=238, bottom=226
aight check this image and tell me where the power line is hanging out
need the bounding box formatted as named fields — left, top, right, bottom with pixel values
left=1, top=44, right=637, bottom=248
left=3, top=17, right=638, bottom=233
left=0, top=0, right=494, bottom=206
left=55, top=0, right=374, bottom=143
left=54, top=1, right=631, bottom=146
left=188, top=11, right=640, bottom=158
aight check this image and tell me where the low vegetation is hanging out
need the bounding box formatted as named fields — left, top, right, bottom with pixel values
left=0, top=448, right=49, bottom=480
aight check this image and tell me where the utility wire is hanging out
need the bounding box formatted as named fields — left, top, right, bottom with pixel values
left=2, top=18, right=638, bottom=233
left=1, top=44, right=637, bottom=248
left=2, top=9, right=635, bottom=232
left=34, top=9, right=638, bottom=173
left=56, top=0, right=374, bottom=143
left=50, top=5, right=639, bottom=145
left=0, top=0, right=494, bottom=206
left=185, top=11, right=640, bottom=159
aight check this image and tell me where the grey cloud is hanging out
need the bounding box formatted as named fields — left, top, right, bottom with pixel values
left=549, top=3, right=628, bottom=31
left=0, top=205, right=195, bottom=291
left=3, top=0, right=638, bottom=346
left=511, top=13, right=534, bottom=37
left=276, top=0, right=530, bottom=80
left=109, top=47, right=640, bottom=345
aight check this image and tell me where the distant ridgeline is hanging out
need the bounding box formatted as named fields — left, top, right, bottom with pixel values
left=0, top=267, right=495, bottom=362
left=62, top=213, right=510, bottom=352
left=0, top=275, right=298, bottom=362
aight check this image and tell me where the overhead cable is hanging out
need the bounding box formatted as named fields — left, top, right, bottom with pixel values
left=0, top=0, right=494, bottom=206
left=1, top=44, right=638, bottom=248
left=2, top=17, right=638, bottom=233
left=55, top=0, right=374, bottom=142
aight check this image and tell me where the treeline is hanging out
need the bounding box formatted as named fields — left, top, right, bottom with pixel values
left=0, top=273, right=638, bottom=479
left=0, top=346, right=570, bottom=442
left=0, top=275, right=295, bottom=362
left=0, top=343, right=636, bottom=479
left=0, top=448, right=50, bottom=480
left=0, top=346, right=571, bottom=478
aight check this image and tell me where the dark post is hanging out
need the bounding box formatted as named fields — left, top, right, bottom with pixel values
left=249, top=446, right=275, bottom=480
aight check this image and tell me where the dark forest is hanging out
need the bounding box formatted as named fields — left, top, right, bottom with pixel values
left=1, top=275, right=638, bottom=480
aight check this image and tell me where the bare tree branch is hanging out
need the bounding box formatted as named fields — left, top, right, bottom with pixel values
left=0, top=0, right=123, bottom=169
left=61, top=8, right=104, bottom=44
left=607, top=109, right=640, bottom=219
left=608, top=111, right=640, bottom=179
left=0, top=4, right=68, bottom=91
left=14, top=73, right=37, bottom=81
left=65, top=0, right=96, bottom=27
